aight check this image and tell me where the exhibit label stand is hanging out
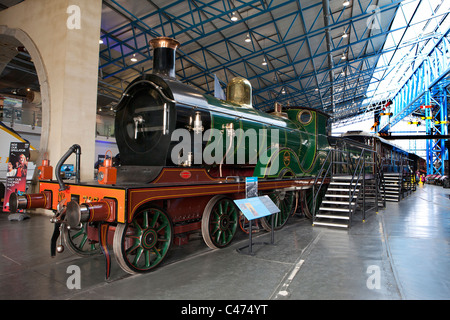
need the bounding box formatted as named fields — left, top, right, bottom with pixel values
left=234, top=195, right=280, bottom=256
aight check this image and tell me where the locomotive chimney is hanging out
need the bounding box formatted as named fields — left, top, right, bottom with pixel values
left=149, top=37, right=180, bottom=79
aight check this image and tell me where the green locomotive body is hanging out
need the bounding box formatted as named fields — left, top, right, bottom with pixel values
left=8, top=37, right=334, bottom=278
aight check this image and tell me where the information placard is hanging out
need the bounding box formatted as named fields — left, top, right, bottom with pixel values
left=234, top=196, right=279, bottom=221
left=245, top=177, right=258, bottom=198
left=259, top=195, right=280, bottom=214
left=235, top=196, right=279, bottom=255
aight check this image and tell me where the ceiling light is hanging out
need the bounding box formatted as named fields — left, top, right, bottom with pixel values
left=99, top=39, right=104, bottom=44
left=342, top=32, right=348, bottom=38
left=262, top=57, right=267, bottom=66
left=281, top=88, right=286, bottom=94
left=343, top=1, right=350, bottom=6
left=131, top=54, right=138, bottom=62
left=245, top=33, right=251, bottom=43
left=230, top=12, right=238, bottom=21
left=341, top=53, right=346, bottom=60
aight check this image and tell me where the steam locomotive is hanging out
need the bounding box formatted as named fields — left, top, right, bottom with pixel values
left=8, top=37, right=334, bottom=278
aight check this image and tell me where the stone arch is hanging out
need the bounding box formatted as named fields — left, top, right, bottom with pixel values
left=0, top=26, right=50, bottom=188
left=0, top=0, right=102, bottom=182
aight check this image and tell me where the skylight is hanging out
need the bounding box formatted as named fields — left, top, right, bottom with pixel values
left=362, top=0, right=450, bottom=110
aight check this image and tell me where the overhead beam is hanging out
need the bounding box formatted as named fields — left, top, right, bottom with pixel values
left=378, top=30, right=450, bottom=133
left=381, top=135, right=450, bottom=140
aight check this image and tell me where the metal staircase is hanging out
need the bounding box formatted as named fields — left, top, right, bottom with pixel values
left=311, top=141, right=386, bottom=229
left=381, top=157, right=415, bottom=202
left=383, top=173, right=402, bottom=202
left=313, top=175, right=360, bottom=228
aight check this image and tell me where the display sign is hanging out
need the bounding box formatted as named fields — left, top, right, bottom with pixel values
left=245, top=177, right=258, bottom=198
left=3, top=142, right=30, bottom=212
left=234, top=196, right=279, bottom=221
left=259, top=195, right=281, bottom=214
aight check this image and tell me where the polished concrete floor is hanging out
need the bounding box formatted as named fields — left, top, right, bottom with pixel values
left=0, top=183, right=449, bottom=300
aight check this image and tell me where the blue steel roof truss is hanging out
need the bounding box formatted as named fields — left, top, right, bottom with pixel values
left=98, top=0, right=447, bottom=124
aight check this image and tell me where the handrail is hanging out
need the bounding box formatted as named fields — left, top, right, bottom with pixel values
left=55, top=144, right=81, bottom=191
left=312, top=148, right=334, bottom=218
left=347, top=149, right=365, bottom=223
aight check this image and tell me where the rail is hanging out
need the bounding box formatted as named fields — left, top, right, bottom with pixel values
left=312, top=149, right=333, bottom=216
left=348, top=149, right=365, bottom=225
left=376, top=156, right=387, bottom=209
left=55, top=144, right=81, bottom=191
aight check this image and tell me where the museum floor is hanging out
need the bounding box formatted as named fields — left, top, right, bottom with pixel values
left=0, top=183, right=449, bottom=300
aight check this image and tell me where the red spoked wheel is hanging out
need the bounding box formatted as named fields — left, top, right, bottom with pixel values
left=238, top=214, right=262, bottom=234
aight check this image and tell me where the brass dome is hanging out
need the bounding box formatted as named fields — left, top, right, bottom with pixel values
left=226, top=77, right=252, bottom=108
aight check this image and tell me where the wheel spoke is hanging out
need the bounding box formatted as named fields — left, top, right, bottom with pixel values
left=223, top=201, right=229, bottom=213
left=152, top=247, right=162, bottom=263
left=213, top=208, right=220, bottom=221
left=126, top=240, right=140, bottom=255
left=142, top=211, right=149, bottom=228
left=156, top=221, right=168, bottom=233
left=144, top=249, right=151, bottom=267
left=78, top=234, right=88, bottom=250
left=133, top=247, right=144, bottom=265
left=71, top=229, right=85, bottom=240
left=132, top=219, right=142, bottom=233
left=150, top=210, right=160, bottom=228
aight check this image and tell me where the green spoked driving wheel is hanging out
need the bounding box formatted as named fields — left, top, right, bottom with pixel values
left=64, top=223, right=101, bottom=256
left=202, top=196, right=239, bottom=249
left=260, top=190, right=296, bottom=231
left=113, top=206, right=173, bottom=274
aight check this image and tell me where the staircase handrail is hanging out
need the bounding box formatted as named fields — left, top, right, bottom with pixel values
left=348, top=147, right=380, bottom=222
left=375, top=156, right=386, bottom=208
left=312, top=148, right=334, bottom=218
left=349, top=148, right=365, bottom=206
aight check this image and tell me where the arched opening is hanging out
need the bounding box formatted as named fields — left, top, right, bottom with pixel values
left=0, top=26, right=50, bottom=192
